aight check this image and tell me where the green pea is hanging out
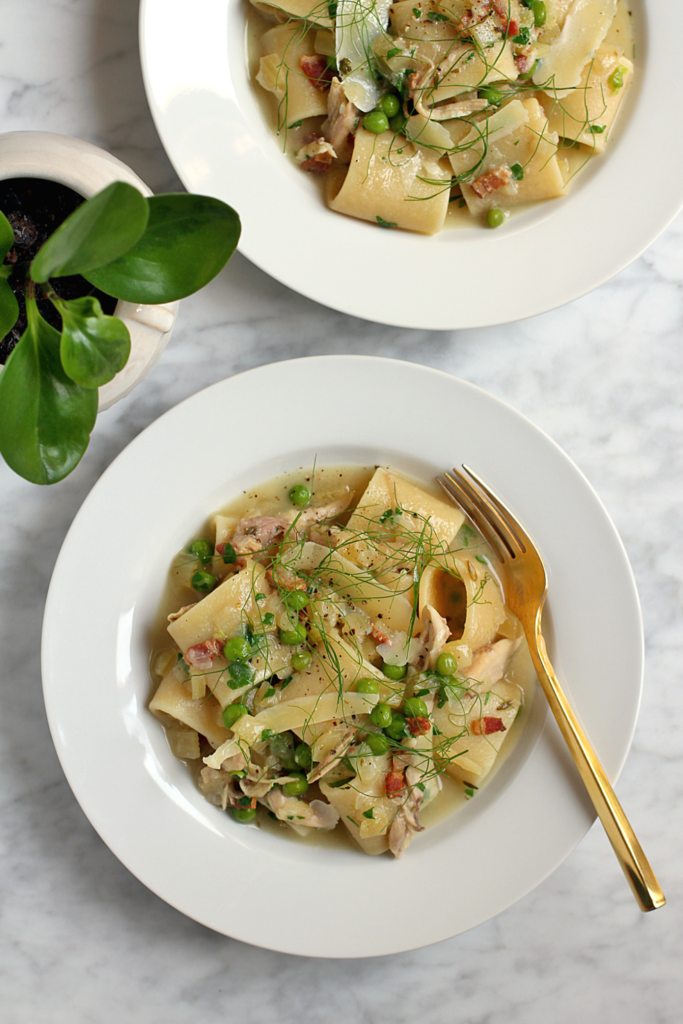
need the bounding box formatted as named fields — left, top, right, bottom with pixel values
left=224, top=636, right=250, bottom=661
left=233, top=806, right=257, bottom=823
left=369, top=702, right=393, bottom=729
left=364, top=732, right=390, bottom=756
left=270, top=731, right=298, bottom=771
left=289, top=483, right=310, bottom=506
left=292, top=650, right=312, bottom=672
left=222, top=703, right=249, bottom=729
left=403, top=696, right=428, bottom=718
left=191, top=570, right=216, bottom=593
left=294, top=742, right=313, bottom=769
left=380, top=93, right=400, bottom=118
left=479, top=85, right=502, bottom=106
left=279, top=624, right=307, bottom=646
left=363, top=110, right=390, bottom=134
left=189, top=539, right=213, bottom=565
left=435, top=651, right=458, bottom=676
left=487, top=208, right=505, bottom=229
left=608, top=65, right=626, bottom=91
left=355, top=677, right=380, bottom=694
left=531, top=0, right=546, bottom=26
left=282, top=773, right=310, bottom=797
left=384, top=711, right=406, bottom=741
left=285, top=590, right=309, bottom=611
left=382, top=662, right=406, bottom=680
left=389, top=113, right=407, bottom=134
left=227, top=661, right=255, bottom=688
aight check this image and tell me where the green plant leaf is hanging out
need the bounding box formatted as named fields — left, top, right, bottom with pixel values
left=53, top=295, right=131, bottom=389
left=0, top=277, right=19, bottom=339
left=30, top=181, right=149, bottom=283
left=84, top=194, right=241, bottom=304
left=0, top=295, right=97, bottom=484
left=0, top=209, right=15, bottom=258
left=0, top=210, right=19, bottom=337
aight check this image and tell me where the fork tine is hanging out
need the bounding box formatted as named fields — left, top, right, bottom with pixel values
left=444, top=470, right=520, bottom=559
left=437, top=474, right=507, bottom=562
left=462, top=464, right=528, bottom=555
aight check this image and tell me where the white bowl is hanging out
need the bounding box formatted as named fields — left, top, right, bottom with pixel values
left=41, top=356, right=644, bottom=957
left=0, top=131, right=178, bottom=410
left=140, top=0, right=683, bottom=329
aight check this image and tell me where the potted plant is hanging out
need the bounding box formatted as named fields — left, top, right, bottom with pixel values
left=0, top=132, right=239, bottom=486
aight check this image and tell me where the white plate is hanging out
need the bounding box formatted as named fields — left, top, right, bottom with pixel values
left=139, top=0, right=683, bottom=329
left=42, top=357, right=643, bottom=957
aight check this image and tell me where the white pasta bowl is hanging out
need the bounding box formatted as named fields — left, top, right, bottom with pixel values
left=41, top=356, right=644, bottom=957
left=139, top=0, right=683, bottom=329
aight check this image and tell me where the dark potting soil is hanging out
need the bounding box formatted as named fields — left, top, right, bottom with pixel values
left=1, top=177, right=117, bottom=364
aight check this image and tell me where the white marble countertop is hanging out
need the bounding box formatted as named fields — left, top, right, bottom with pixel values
left=1, top=1, right=681, bottom=1020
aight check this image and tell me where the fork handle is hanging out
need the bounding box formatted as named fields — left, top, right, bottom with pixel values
left=529, top=630, right=665, bottom=912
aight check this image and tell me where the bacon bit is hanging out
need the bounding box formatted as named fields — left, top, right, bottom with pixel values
left=216, top=542, right=226, bottom=556
left=471, top=165, right=512, bottom=197
left=516, top=49, right=534, bottom=74
left=385, top=770, right=406, bottom=796
left=460, top=1, right=492, bottom=29
left=300, top=54, right=333, bottom=92
left=371, top=625, right=391, bottom=645
left=185, top=637, right=225, bottom=669
left=491, top=0, right=519, bottom=36
left=471, top=716, right=507, bottom=735
left=300, top=153, right=333, bottom=174
left=407, top=716, right=431, bottom=736
left=267, top=566, right=306, bottom=591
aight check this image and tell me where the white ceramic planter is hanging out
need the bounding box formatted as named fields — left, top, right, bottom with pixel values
left=0, top=131, right=178, bottom=410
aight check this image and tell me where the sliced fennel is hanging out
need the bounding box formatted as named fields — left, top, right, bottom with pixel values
left=336, top=0, right=393, bottom=112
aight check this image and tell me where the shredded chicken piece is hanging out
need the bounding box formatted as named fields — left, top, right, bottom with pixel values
left=470, top=165, right=513, bottom=197
left=321, top=77, right=359, bottom=163
left=308, top=727, right=357, bottom=783
left=284, top=492, right=353, bottom=530
left=230, top=515, right=289, bottom=554
left=409, top=64, right=488, bottom=120
left=465, top=637, right=521, bottom=684
left=410, top=604, right=450, bottom=671
left=198, top=767, right=243, bottom=810
left=167, top=602, right=197, bottom=622
left=240, top=764, right=296, bottom=799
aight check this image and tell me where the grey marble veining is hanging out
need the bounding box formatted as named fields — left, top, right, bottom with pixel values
left=1, top=0, right=682, bottom=1021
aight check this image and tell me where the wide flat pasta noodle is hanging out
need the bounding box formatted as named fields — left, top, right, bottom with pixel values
left=328, top=127, right=450, bottom=234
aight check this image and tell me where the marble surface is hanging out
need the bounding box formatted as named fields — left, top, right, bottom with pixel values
left=1, top=1, right=682, bottom=1020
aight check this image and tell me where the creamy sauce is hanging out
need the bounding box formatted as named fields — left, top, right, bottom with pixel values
left=151, top=463, right=537, bottom=854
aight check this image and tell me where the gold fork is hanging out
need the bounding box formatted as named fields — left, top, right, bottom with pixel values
left=437, top=465, right=665, bottom=912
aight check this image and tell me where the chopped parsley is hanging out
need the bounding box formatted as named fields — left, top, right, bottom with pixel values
left=376, top=215, right=398, bottom=228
